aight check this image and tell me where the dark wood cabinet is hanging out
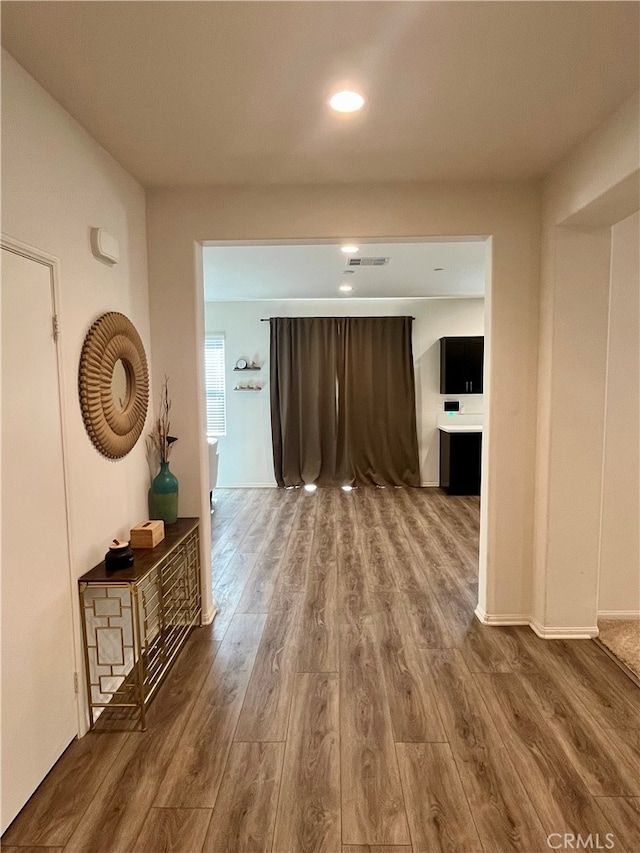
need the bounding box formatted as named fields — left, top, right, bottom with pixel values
left=439, top=430, right=482, bottom=495
left=440, top=336, right=484, bottom=394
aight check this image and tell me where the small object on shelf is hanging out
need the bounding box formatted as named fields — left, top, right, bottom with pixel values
left=233, top=360, right=261, bottom=371
left=104, top=538, right=134, bottom=569
left=130, top=519, right=165, bottom=548
left=234, top=381, right=263, bottom=391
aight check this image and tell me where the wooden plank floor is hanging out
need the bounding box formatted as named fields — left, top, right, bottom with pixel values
left=3, top=487, right=639, bottom=853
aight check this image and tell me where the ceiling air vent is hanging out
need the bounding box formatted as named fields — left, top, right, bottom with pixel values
left=347, top=256, right=390, bottom=267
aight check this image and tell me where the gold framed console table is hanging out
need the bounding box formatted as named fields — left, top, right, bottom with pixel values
left=78, top=518, right=201, bottom=731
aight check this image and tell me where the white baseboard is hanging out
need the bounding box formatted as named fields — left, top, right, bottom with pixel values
left=474, top=605, right=530, bottom=626
left=217, top=482, right=277, bottom=489
left=421, top=480, right=440, bottom=488
left=598, top=610, right=640, bottom=620
left=475, top=607, right=599, bottom=638
left=530, top=618, right=598, bottom=639
left=201, top=604, right=217, bottom=626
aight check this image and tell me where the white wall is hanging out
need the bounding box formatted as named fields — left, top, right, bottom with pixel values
left=533, top=94, right=639, bottom=636
left=598, top=210, right=640, bottom=616
left=1, top=50, right=152, bottom=727
left=205, top=298, right=484, bottom=488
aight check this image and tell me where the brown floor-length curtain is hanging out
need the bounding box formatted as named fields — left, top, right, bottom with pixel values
left=342, top=317, right=420, bottom=486
left=270, top=317, right=350, bottom=487
left=270, top=316, right=420, bottom=487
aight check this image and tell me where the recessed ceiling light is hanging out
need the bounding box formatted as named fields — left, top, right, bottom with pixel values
left=341, top=245, right=360, bottom=254
left=329, top=91, right=365, bottom=113
left=339, top=284, right=353, bottom=292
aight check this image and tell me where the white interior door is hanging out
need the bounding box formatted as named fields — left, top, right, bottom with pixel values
left=1, top=247, right=77, bottom=832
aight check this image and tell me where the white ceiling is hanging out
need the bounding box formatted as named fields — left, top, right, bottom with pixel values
left=203, top=241, right=486, bottom=301
left=2, top=2, right=638, bottom=188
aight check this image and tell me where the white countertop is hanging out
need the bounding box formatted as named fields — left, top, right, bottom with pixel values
left=437, top=413, right=483, bottom=434
left=438, top=424, right=483, bottom=434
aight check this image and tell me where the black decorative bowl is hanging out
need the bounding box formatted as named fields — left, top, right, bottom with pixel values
left=105, top=541, right=134, bottom=570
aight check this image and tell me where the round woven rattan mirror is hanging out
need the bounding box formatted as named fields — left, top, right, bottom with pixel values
left=79, top=312, right=149, bottom=459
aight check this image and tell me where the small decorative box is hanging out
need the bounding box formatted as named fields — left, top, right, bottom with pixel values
left=130, top=520, right=165, bottom=549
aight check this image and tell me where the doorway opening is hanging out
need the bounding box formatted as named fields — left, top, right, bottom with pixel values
left=200, top=235, right=491, bottom=617
left=595, top=209, right=640, bottom=684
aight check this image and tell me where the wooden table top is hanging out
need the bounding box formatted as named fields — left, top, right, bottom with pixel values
left=78, top=518, right=199, bottom=585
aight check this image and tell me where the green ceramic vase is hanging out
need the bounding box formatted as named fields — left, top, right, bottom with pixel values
left=151, top=461, right=179, bottom=524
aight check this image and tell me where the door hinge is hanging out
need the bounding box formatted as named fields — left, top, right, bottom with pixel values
left=52, top=314, right=60, bottom=342
left=74, top=672, right=79, bottom=694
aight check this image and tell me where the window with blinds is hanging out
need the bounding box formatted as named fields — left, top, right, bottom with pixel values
left=204, top=334, right=226, bottom=437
